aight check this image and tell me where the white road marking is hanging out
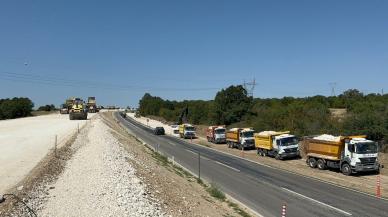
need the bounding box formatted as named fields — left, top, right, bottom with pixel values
left=215, top=161, right=240, bottom=172
left=186, top=149, right=198, bottom=155
left=281, top=187, right=352, bottom=216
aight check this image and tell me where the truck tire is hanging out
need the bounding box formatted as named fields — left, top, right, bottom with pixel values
left=257, top=149, right=262, bottom=156
left=308, top=157, right=317, bottom=168
left=275, top=152, right=282, bottom=160
left=341, top=163, right=352, bottom=176
left=262, top=150, right=267, bottom=157
left=317, top=159, right=327, bottom=170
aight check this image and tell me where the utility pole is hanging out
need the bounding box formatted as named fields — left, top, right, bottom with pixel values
left=243, top=78, right=257, bottom=97
left=329, top=82, right=337, bottom=96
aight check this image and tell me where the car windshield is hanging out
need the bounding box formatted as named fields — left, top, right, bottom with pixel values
left=242, top=131, right=253, bottom=137
left=356, top=142, right=377, bottom=154
left=215, top=129, right=225, bottom=134
left=280, top=137, right=298, bottom=146
left=186, top=126, right=195, bottom=131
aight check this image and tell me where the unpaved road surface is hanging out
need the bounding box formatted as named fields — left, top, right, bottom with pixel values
left=1, top=113, right=241, bottom=217
left=0, top=113, right=95, bottom=193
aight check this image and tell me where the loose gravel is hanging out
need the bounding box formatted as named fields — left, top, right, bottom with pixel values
left=36, top=118, right=164, bottom=217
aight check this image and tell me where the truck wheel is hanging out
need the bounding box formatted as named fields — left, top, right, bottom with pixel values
left=257, top=149, right=262, bottom=156
left=341, top=163, right=352, bottom=176
left=317, top=159, right=327, bottom=170
left=262, top=150, right=267, bottom=157
left=308, top=158, right=317, bottom=168
left=275, top=152, right=282, bottom=160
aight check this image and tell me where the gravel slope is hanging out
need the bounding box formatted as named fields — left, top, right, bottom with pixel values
left=38, top=117, right=164, bottom=217
left=0, top=113, right=95, bottom=193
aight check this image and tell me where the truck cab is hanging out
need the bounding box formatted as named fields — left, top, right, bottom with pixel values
left=239, top=129, right=255, bottom=149
left=180, top=124, right=196, bottom=139
left=272, top=134, right=300, bottom=159
left=214, top=127, right=226, bottom=143
left=343, top=138, right=379, bottom=174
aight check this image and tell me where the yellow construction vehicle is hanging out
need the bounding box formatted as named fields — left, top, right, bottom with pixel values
left=69, top=98, right=88, bottom=120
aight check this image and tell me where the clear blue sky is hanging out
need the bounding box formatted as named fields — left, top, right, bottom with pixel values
left=1, top=0, right=387, bottom=108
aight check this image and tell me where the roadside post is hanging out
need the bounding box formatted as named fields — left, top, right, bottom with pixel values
left=147, top=119, right=149, bottom=126
left=77, top=123, right=80, bottom=133
left=54, top=135, right=58, bottom=157
left=281, top=204, right=287, bottom=217
left=198, top=152, right=201, bottom=180
left=377, top=174, right=381, bottom=198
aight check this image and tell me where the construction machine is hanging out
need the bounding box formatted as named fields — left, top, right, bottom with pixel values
left=69, top=98, right=88, bottom=120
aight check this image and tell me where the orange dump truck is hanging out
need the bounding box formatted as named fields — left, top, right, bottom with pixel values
left=206, top=125, right=226, bottom=144
left=305, top=134, right=380, bottom=175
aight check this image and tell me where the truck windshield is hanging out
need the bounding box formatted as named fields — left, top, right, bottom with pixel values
left=242, top=131, right=254, bottom=137
left=356, top=142, right=377, bottom=154
left=215, top=129, right=225, bottom=134
left=185, top=127, right=195, bottom=131
left=280, top=137, right=298, bottom=146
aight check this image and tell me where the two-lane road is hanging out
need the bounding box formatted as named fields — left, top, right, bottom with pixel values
left=115, top=112, right=388, bottom=217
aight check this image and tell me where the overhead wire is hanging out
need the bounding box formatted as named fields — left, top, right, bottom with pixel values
left=0, top=71, right=222, bottom=92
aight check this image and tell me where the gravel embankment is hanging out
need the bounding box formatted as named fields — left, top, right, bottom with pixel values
left=37, top=118, right=164, bottom=217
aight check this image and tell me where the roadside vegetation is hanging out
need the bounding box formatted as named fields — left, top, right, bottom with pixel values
left=37, top=104, right=57, bottom=111
left=138, top=86, right=388, bottom=150
left=0, top=97, right=34, bottom=120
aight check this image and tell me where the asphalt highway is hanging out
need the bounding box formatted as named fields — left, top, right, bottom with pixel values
left=115, top=112, right=388, bottom=217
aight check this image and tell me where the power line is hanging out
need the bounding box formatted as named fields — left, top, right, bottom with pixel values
left=0, top=71, right=222, bottom=92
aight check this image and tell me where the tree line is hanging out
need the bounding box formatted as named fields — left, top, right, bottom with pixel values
left=138, top=86, right=388, bottom=144
left=0, top=97, right=34, bottom=120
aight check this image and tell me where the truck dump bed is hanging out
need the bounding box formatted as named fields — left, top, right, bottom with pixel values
left=226, top=128, right=240, bottom=143
left=305, top=138, right=343, bottom=160
left=305, top=135, right=366, bottom=161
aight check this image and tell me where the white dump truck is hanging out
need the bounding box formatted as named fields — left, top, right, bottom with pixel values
left=254, top=131, right=300, bottom=160
left=305, top=134, right=380, bottom=175
left=226, top=128, right=255, bottom=150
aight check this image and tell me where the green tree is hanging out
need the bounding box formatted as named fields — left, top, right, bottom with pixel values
left=212, top=85, right=252, bottom=125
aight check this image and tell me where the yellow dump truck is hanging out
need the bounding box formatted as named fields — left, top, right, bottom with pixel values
left=87, top=97, right=97, bottom=113
left=69, top=98, right=88, bottom=120
left=255, top=131, right=299, bottom=160
left=179, top=124, right=196, bottom=139
left=305, top=135, right=380, bottom=175
left=226, top=128, right=255, bottom=150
